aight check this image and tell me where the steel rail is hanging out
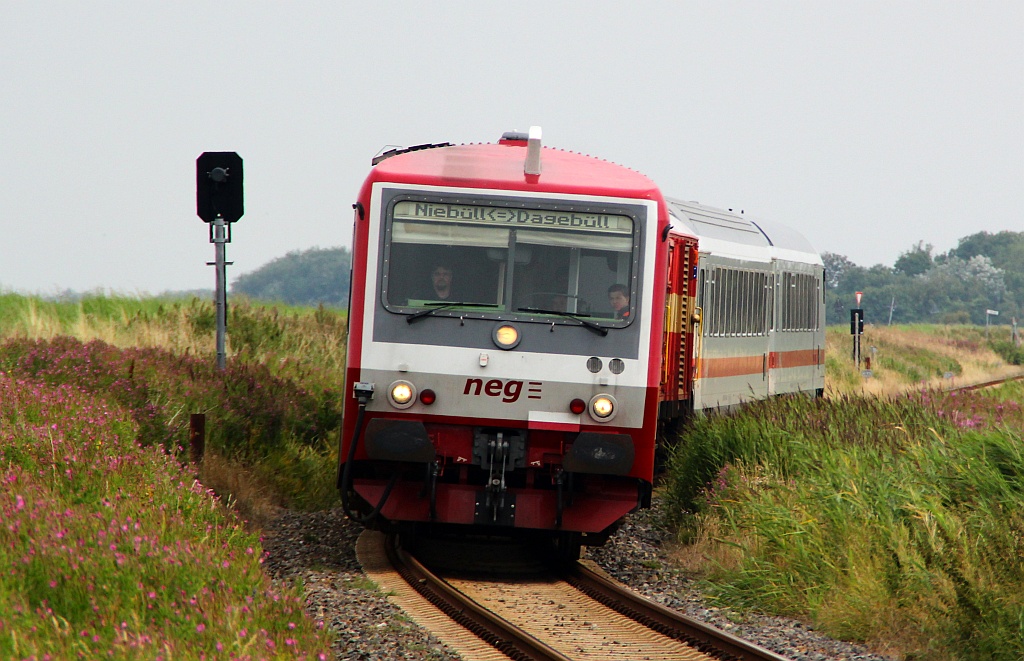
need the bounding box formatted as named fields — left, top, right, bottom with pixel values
left=564, top=562, right=792, bottom=661
left=944, top=371, right=1024, bottom=393
left=384, top=534, right=573, bottom=661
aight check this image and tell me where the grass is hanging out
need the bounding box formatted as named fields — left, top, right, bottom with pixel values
left=0, top=293, right=347, bottom=515
left=4, top=291, right=1024, bottom=659
left=663, top=385, right=1024, bottom=659
left=0, top=293, right=348, bottom=386
left=0, top=293, right=346, bottom=658
left=0, top=374, right=328, bottom=659
left=824, top=324, right=1024, bottom=399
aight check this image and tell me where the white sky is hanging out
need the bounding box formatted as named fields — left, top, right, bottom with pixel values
left=2, top=2, right=1022, bottom=295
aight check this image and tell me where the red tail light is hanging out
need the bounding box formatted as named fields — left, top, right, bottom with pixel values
left=569, top=398, right=586, bottom=415
left=419, top=389, right=437, bottom=405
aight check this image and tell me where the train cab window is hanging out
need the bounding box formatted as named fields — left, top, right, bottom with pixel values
left=381, top=199, right=639, bottom=325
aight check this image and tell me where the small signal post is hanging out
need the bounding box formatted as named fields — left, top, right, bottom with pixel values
left=196, top=152, right=244, bottom=370
left=851, top=291, right=864, bottom=368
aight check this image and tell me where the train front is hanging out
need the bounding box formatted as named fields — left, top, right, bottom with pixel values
left=339, top=132, right=668, bottom=551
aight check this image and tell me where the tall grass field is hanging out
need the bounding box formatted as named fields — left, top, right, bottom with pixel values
left=1, top=292, right=1022, bottom=659
left=0, top=294, right=345, bottom=659
left=665, top=379, right=1024, bottom=659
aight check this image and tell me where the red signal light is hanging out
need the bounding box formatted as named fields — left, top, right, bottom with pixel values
left=569, top=398, right=586, bottom=415
left=419, top=389, right=436, bottom=405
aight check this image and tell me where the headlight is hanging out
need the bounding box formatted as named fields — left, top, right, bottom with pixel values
left=388, top=380, right=416, bottom=409
left=492, top=324, right=521, bottom=350
left=589, top=394, right=617, bottom=421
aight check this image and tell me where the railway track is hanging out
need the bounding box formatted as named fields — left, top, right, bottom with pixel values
left=357, top=530, right=790, bottom=661
left=945, top=370, right=1024, bottom=393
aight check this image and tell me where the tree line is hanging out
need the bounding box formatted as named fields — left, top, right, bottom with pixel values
left=231, top=246, right=351, bottom=307
left=825, top=231, right=1024, bottom=326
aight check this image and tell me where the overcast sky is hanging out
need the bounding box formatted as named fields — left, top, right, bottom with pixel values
left=3, top=2, right=1022, bottom=295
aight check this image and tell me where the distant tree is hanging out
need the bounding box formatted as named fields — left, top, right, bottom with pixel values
left=913, top=255, right=1008, bottom=324
left=893, top=241, right=933, bottom=277
left=821, top=252, right=856, bottom=290
left=231, top=246, right=351, bottom=307
left=950, top=231, right=1024, bottom=268
left=823, top=231, right=1023, bottom=326
left=840, top=263, right=895, bottom=293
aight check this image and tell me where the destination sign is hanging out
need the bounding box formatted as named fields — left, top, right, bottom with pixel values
left=393, top=201, right=633, bottom=234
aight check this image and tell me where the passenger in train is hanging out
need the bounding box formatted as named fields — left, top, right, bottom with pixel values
left=425, top=263, right=456, bottom=301
left=607, top=284, right=630, bottom=319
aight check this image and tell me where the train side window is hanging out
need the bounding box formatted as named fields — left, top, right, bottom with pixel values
left=710, top=267, right=721, bottom=336
left=757, top=272, right=767, bottom=334
left=716, top=270, right=724, bottom=337
left=751, top=272, right=761, bottom=335
left=779, top=272, right=787, bottom=331
left=741, top=270, right=749, bottom=337
left=737, top=270, right=745, bottom=336
left=742, top=271, right=752, bottom=335
left=797, top=273, right=805, bottom=330
left=783, top=272, right=793, bottom=331
left=732, top=269, right=741, bottom=337
left=778, top=272, right=818, bottom=332
left=720, top=268, right=729, bottom=336
left=735, top=269, right=745, bottom=336
left=798, top=273, right=805, bottom=329
left=725, top=268, right=735, bottom=336
left=706, top=268, right=715, bottom=336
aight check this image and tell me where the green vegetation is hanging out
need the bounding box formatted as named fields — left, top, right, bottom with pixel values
left=664, top=386, right=1024, bottom=659
left=0, top=292, right=347, bottom=386
left=824, top=230, right=1024, bottom=326
left=824, top=323, right=1022, bottom=399
left=4, top=289, right=1023, bottom=659
left=0, top=293, right=345, bottom=655
left=0, top=359, right=328, bottom=659
left=231, top=246, right=351, bottom=307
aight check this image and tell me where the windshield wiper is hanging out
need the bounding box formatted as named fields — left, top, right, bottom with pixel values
left=516, top=307, right=609, bottom=336
left=406, top=302, right=500, bottom=324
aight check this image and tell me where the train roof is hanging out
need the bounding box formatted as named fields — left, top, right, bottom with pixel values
left=665, top=198, right=822, bottom=266
left=365, top=135, right=663, bottom=202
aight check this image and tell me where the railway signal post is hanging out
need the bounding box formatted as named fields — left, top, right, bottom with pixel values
left=851, top=291, right=864, bottom=368
left=196, top=151, right=244, bottom=370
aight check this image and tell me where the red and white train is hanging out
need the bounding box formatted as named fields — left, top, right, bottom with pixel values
left=339, top=128, right=824, bottom=555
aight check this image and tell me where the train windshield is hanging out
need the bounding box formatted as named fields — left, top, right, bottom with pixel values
left=382, top=199, right=638, bottom=324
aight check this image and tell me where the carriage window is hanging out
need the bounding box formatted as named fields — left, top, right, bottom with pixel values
left=779, top=272, right=819, bottom=331
left=704, top=267, right=770, bottom=337
left=382, top=200, right=638, bottom=323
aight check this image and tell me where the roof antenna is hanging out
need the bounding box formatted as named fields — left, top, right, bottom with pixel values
left=524, top=126, right=542, bottom=175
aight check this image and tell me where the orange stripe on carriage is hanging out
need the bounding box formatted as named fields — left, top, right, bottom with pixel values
left=700, top=349, right=823, bottom=379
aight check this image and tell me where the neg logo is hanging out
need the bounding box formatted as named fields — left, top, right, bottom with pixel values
left=463, top=378, right=542, bottom=403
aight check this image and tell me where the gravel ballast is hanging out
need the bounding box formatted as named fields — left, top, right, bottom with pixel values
left=261, top=506, right=894, bottom=661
